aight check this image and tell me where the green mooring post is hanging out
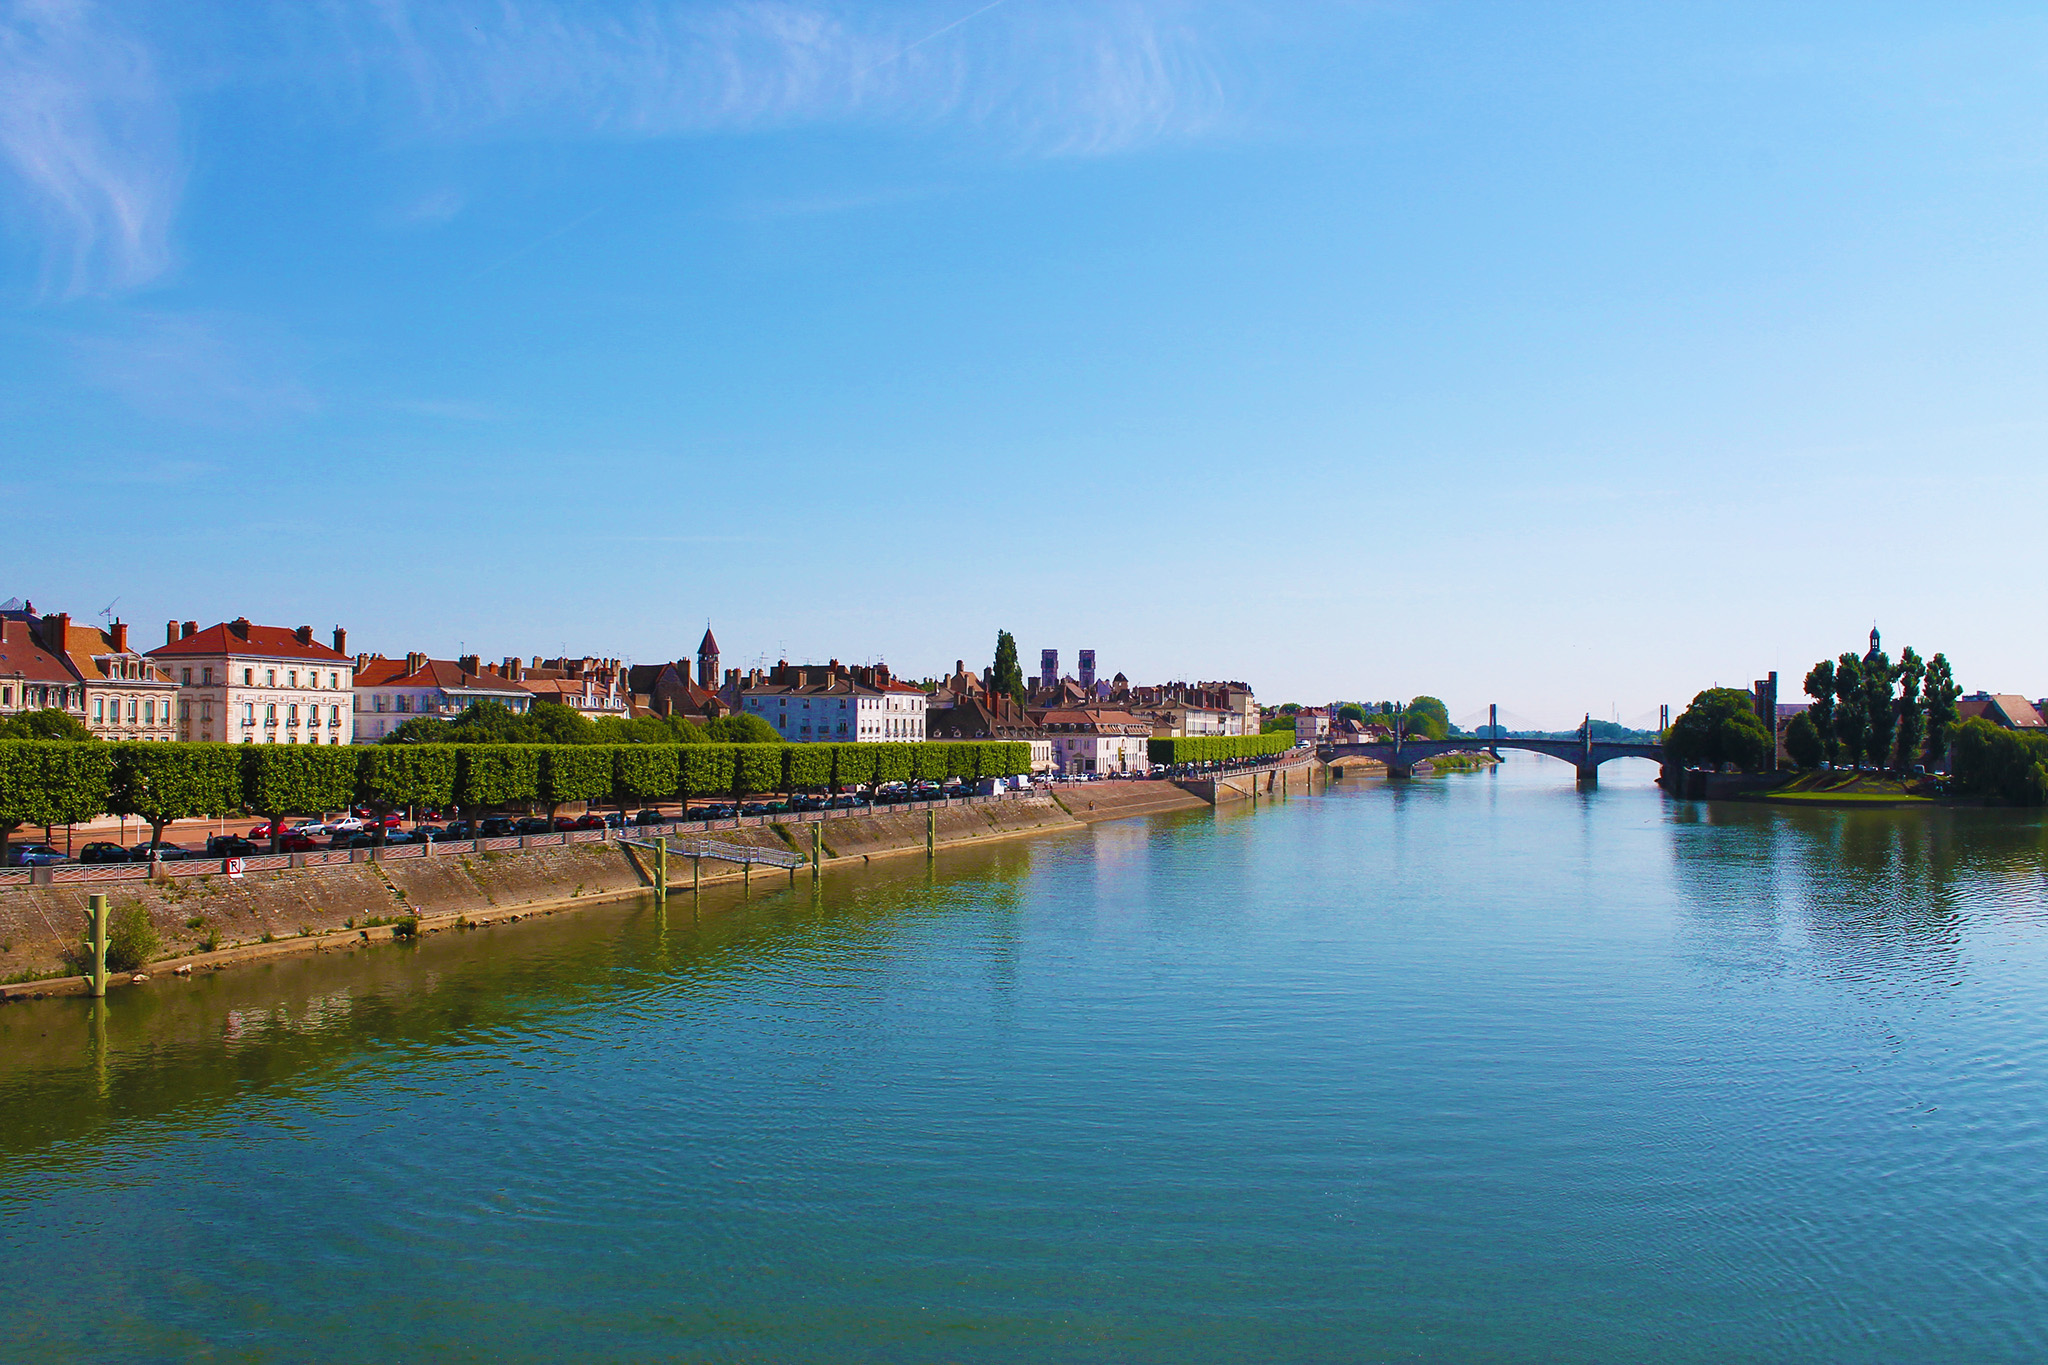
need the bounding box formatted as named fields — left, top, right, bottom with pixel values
left=812, top=823, right=822, bottom=878
left=926, top=809, right=936, bottom=860
left=655, top=839, right=668, bottom=908
left=693, top=853, right=701, bottom=893
left=84, top=893, right=109, bottom=998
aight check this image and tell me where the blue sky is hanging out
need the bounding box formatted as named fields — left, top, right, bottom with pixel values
left=4, top=1, right=2046, bottom=727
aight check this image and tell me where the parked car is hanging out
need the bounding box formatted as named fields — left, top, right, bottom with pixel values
left=205, top=835, right=258, bottom=857
left=512, top=817, right=553, bottom=835
left=328, top=816, right=365, bottom=834
left=479, top=818, right=516, bottom=838
left=7, top=843, right=65, bottom=867
left=441, top=821, right=474, bottom=839
left=248, top=821, right=283, bottom=839
left=277, top=832, right=321, bottom=853
left=77, top=841, right=131, bottom=864
left=697, top=803, right=736, bottom=821
left=382, top=829, right=415, bottom=845
left=412, top=825, right=444, bottom=842
left=601, top=812, right=626, bottom=829
left=291, top=821, right=330, bottom=837
left=572, top=813, right=607, bottom=830
left=827, top=794, right=867, bottom=810
left=129, top=841, right=188, bottom=861
left=634, top=809, right=666, bottom=827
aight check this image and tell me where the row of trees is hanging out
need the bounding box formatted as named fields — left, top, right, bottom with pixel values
left=384, top=700, right=779, bottom=746
left=0, top=739, right=1035, bottom=860
left=1149, top=733, right=1294, bottom=766
left=1949, top=718, right=2048, bottom=805
left=1788, top=647, right=1960, bottom=773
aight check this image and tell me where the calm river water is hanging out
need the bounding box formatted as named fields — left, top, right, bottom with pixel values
left=4, top=755, right=2047, bottom=1362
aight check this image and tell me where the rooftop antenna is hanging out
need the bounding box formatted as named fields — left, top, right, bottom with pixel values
left=97, top=597, right=120, bottom=622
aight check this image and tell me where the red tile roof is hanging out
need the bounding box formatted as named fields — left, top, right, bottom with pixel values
left=0, top=619, right=85, bottom=684
left=147, top=620, right=350, bottom=663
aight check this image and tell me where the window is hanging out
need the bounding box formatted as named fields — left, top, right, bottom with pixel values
left=330, top=705, right=340, bottom=727
left=203, top=667, right=213, bottom=685
left=244, top=668, right=253, bottom=686
left=375, top=695, right=386, bottom=712
left=397, top=695, right=410, bottom=713
left=266, top=702, right=277, bottom=723
left=288, top=703, right=300, bottom=725
left=267, top=669, right=276, bottom=687
left=202, top=701, right=213, bottom=721
left=330, top=673, right=339, bottom=689
left=308, top=708, right=319, bottom=728
left=127, top=700, right=138, bottom=723
left=289, top=670, right=299, bottom=688
left=1, top=686, right=9, bottom=705
left=182, top=668, right=191, bottom=685
left=143, top=700, right=154, bottom=724
left=179, top=700, right=189, bottom=721
left=243, top=702, right=255, bottom=724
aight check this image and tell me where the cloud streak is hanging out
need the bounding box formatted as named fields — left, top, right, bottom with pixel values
left=0, top=0, right=181, bottom=295
left=341, top=0, right=1233, bottom=156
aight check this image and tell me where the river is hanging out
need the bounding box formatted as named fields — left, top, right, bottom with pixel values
left=2, top=754, right=2045, bottom=1362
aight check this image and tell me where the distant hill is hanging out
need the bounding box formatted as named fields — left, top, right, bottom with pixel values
left=1465, top=721, right=1658, bottom=743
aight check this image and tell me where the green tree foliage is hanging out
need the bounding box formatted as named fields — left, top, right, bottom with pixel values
left=1802, top=659, right=1838, bottom=766
left=1664, top=688, right=1773, bottom=773
left=539, top=745, right=612, bottom=816
left=0, top=739, right=117, bottom=862
left=1784, top=712, right=1824, bottom=770
left=680, top=745, right=736, bottom=798
left=0, top=708, right=97, bottom=741
left=1148, top=733, right=1293, bottom=766
left=992, top=630, right=1026, bottom=704
left=872, top=745, right=915, bottom=786
left=1260, top=717, right=1298, bottom=735
left=1949, top=717, right=2048, bottom=805
left=831, top=745, right=880, bottom=790
left=612, top=746, right=681, bottom=809
left=704, top=714, right=778, bottom=744
left=731, top=746, right=783, bottom=798
left=456, top=746, right=541, bottom=812
left=1337, top=704, right=1366, bottom=724
left=241, top=745, right=358, bottom=846
left=108, top=743, right=241, bottom=853
left=1405, top=696, right=1451, bottom=741
left=1831, top=653, right=1868, bottom=767
left=786, top=746, right=833, bottom=790
left=1893, top=648, right=1926, bottom=772
left=1922, top=653, right=1960, bottom=766
left=357, top=746, right=459, bottom=814
left=1862, top=649, right=1898, bottom=774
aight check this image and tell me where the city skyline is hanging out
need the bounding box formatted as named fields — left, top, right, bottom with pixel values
left=5, top=3, right=2047, bottom=726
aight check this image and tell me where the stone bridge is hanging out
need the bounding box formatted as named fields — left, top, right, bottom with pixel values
left=1321, top=728, right=1663, bottom=787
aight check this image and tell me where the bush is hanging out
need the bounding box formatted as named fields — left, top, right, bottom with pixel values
left=457, top=746, right=542, bottom=809
left=1663, top=688, right=1773, bottom=773
left=105, top=905, right=161, bottom=972
left=1784, top=712, right=1823, bottom=770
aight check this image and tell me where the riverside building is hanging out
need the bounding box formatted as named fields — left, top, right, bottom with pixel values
left=149, top=619, right=356, bottom=744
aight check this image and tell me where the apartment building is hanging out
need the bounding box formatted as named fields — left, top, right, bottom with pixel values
left=148, top=619, right=356, bottom=744
left=51, top=615, right=179, bottom=740
left=353, top=653, right=536, bottom=741
left=739, top=660, right=928, bottom=743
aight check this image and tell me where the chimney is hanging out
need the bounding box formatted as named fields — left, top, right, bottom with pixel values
left=295, top=625, right=313, bottom=646
left=405, top=651, right=427, bottom=674
left=230, top=618, right=251, bottom=640
left=332, top=626, right=347, bottom=655
left=355, top=653, right=370, bottom=671
left=182, top=621, right=197, bottom=639
left=42, top=612, right=69, bottom=650
left=458, top=654, right=480, bottom=676
left=111, top=620, right=128, bottom=652
left=167, top=620, right=180, bottom=647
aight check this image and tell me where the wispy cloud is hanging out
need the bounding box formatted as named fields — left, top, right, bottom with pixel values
left=0, top=0, right=181, bottom=295
left=339, top=0, right=1234, bottom=155
left=69, top=310, right=316, bottom=424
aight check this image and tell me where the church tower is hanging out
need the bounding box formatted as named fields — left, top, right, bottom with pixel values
left=1865, top=625, right=1882, bottom=663
left=697, top=625, right=720, bottom=688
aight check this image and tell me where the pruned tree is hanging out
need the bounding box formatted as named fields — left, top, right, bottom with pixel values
left=1803, top=659, right=1839, bottom=767
left=992, top=630, right=1026, bottom=704
left=1922, top=653, right=1961, bottom=768
left=1831, top=653, right=1868, bottom=768
left=1893, top=647, right=1926, bottom=772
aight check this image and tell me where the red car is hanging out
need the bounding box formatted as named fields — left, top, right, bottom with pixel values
left=573, top=813, right=607, bottom=830
left=277, top=832, right=321, bottom=852
left=249, top=821, right=282, bottom=838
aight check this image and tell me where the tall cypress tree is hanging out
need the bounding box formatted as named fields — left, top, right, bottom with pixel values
left=1922, top=653, right=1961, bottom=768
left=1893, top=648, right=1926, bottom=772
left=1803, top=659, right=1838, bottom=766
left=991, top=630, right=1026, bottom=704
left=1863, top=649, right=1897, bottom=775
left=1832, top=652, right=1868, bottom=768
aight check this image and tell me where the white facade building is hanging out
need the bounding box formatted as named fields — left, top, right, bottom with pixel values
left=742, top=679, right=928, bottom=743
left=149, top=619, right=356, bottom=745
left=352, top=654, right=535, bottom=741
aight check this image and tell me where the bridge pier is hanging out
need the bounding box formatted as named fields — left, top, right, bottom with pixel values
left=1575, top=764, right=1598, bottom=788
left=1386, top=762, right=1415, bottom=779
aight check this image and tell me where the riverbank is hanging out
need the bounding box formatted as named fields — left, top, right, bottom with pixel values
left=0, top=781, right=1276, bottom=1000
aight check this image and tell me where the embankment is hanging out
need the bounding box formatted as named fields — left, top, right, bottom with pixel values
left=0, top=797, right=1086, bottom=998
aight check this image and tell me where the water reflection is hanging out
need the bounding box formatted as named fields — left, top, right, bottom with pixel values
left=0, top=837, right=1046, bottom=1162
